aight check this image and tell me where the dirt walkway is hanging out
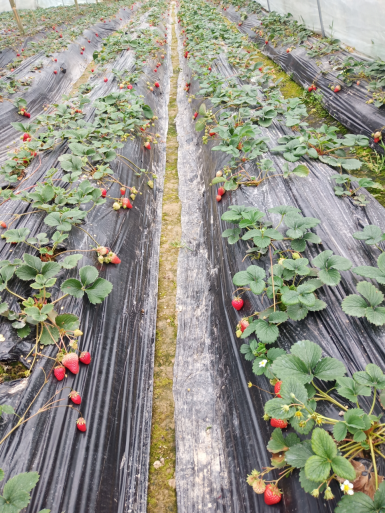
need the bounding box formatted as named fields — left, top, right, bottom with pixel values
left=147, top=3, right=180, bottom=511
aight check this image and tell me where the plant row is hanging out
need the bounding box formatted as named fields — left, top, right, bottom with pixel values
left=178, top=0, right=385, bottom=509
left=0, top=1, right=169, bottom=510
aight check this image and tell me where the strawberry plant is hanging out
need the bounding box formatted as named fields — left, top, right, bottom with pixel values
left=0, top=469, right=48, bottom=513
left=221, top=203, right=355, bottom=343
left=247, top=339, right=385, bottom=507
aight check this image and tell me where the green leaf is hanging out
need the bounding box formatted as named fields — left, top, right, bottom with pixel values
left=336, top=377, right=371, bottom=402
left=60, top=278, right=84, bottom=298
left=264, top=398, right=295, bottom=420
left=0, top=471, right=39, bottom=513
left=311, top=428, right=337, bottom=460
left=334, top=492, right=376, bottom=513
left=280, top=377, right=308, bottom=405
left=253, top=319, right=279, bottom=344
left=299, top=468, right=323, bottom=493
left=354, top=364, right=385, bottom=389
left=0, top=469, right=4, bottom=481
left=142, top=104, right=153, bottom=119
left=79, top=265, right=98, bottom=286
left=15, top=265, right=38, bottom=281
left=333, top=422, right=348, bottom=442
left=357, top=281, right=384, bottom=307
left=41, top=262, right=61, bottom=279
left=271, top=354, right=313, bottom=384
left=290, top=340, right=322, bottom=370
left=331, top=455, right=356, bottom=480
left=285, top=440, right=314, bottom=468
left=267, top=428, right=300, bottom=453
left=195, top=118, right=206, bottom=132
left=292, top=164, right=309, bottom=177
left=40, top=324, right=60, bottom=345
left=55, top=314, right=79, bottom=331
left=17, top=325, right=31, bottom=339
left=1, top=405, right=14, bottom=415
left=314, top=357, right=346, bottom=381
left=353, top=430, right=367, bottom=442
left=342, top=294, right=369, bottom=317
left=61, top=254, right=83, bottom=269
left=305, top=455, right=331, bottom=482
left=84, top=278, right=113, bottom=305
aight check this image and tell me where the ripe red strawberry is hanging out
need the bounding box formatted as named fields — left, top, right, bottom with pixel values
left=232, top=297, right=244, bottom=310
left=111, top=253, right=121, bottom=264
left=101, top=188, right=107, bottom=197
left=96, top=33, right=99, bottom=37
left=238, top=22, right=242, bottom=26
left=0, top=222, right=7, bottom=229
left=264, top=484, right=282, bottom=505
left=122, top=198, right=132, bottom=209
left=270, top=418, right=288, bottom=428
left=209, top=131, right=215, bottom=137
left=218, top=187, right=225, bottom=196
left=334, top=85, right=341, bottom=92
left=91, top=68, right=94, bottom=72
left=77, top=418, right=87, bottom=432
left=258, top=67, right=263, bottom=71
left=265, top=40, right=268, bottom=44
left=127, top=84, right=133, bottom=89
left=374, top=138, right=380, bottom=143
left=155, top=82, right=160, bottom=88
left=79, top=351, right=91, bottom=364
left=54, top=366, right=65, bottom=381
left=144, top=142, right=151, bottom=150
left=54, top=70, right=57, bottom=74
left=193, top=112, right=198, bottom=119
left=274, top=381, right=282, bottom=398
left=69, top=391, right=82, bottom=405
left=308, top=86, right=313, bottom=92
left=24, top=112, right=31, bottom=118
left=313, top=85, right=317, bottom=91
left=88, top=40, right=91, bottom=43
left=216, top=195, right=222, bottom=202
left=22, top=133, right=31, bottom=141
left=62, top=353, right=79, bottom=374
left=104, top=77, right=108, bottom=82
left=286, top=48, right=290, bottom=53
left=208, top=66, right=211, bottom=71
left=54, top=58, right=57, bottom=62
left=120, top=187, right=126, bottom=195
left=240, top=319, right=249, bottom=332
left=16, top=53, right=20, bottom=57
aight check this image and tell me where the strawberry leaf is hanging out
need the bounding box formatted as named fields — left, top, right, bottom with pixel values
left=311, top=428, right=337, bottom=460
left=60, top=278, right=84, bottom=298
left=84, top=278, right=113, bottom=305
left=305, top=455, right=331, bottom=482
left=79, top=265, right=98, bottom=286
left=0, top=471, right=39, bottom=513
left=60, top=254, right=83, bottom=269
left=55, top=314, right=79, bottom=331
left=333, top=421, right=348, bottom=442
left=285, top=440, right=314, bottom=468
left=331, top=456, right=356, bottom=481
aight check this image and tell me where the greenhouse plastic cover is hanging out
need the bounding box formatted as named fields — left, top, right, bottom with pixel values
left=0, top=0, right=98, bottom=13
left=0, top=11, right=171, bottom=513
left=254, top=0, right=385, bottom=61
left=221, top=5, right=385, bottom=152
left=173, top=16, right=385, bottom=513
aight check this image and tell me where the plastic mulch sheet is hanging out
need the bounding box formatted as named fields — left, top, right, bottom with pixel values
left=174, top=20, right=385, bottom=513
left=222, top=5, right=385, bottom=153
left=0, top=16, right=171, bottom=513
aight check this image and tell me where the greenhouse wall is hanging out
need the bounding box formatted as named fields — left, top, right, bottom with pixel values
left=0, top=0, right=97, bottom=12
left=256, top=0, right=385, bottom=60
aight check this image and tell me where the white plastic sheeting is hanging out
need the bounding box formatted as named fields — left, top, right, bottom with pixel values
left=256, top=0, right=385, bottom=61
left=0, top=0, right=97, bottom=13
